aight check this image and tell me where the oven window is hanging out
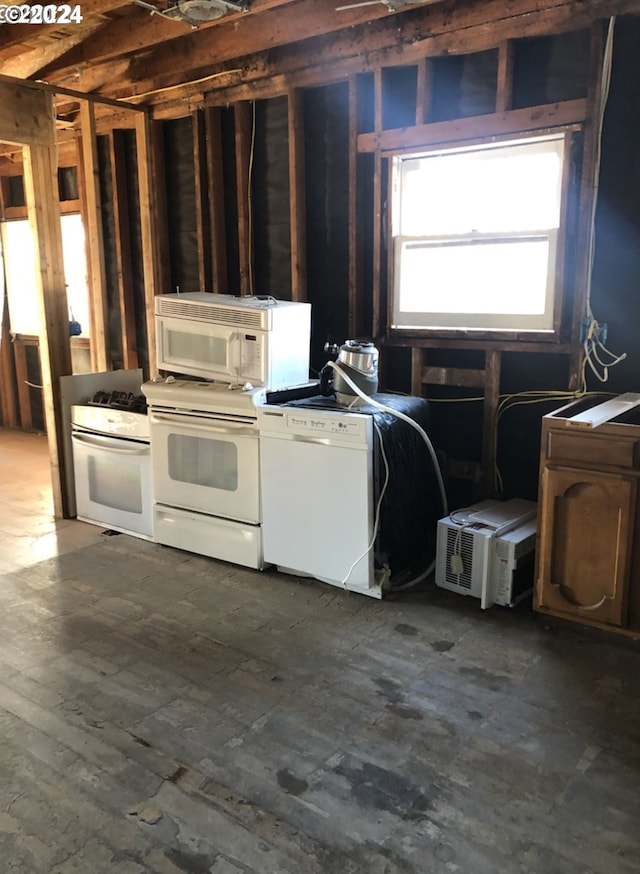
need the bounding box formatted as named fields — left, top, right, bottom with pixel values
left=88, top=458, right=143, bottom=514
left=167, top=330, right=228, bottom=367
left=168, top=434, right=238, bottom=491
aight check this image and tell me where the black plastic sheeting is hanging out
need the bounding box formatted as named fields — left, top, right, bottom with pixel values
left=252, top=97, right=292, bottom=298
left=270, top=392, right=443, bottom=584
left=162, top=117, right=199, bottom=294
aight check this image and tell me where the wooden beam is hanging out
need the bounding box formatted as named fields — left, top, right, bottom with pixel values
left=0, top=280, right=19, bottom=429
left=371, top=68, right=383, bottom=338
left=348, top=75, right=358, bottom=335
left=134, top=112, right=163, bottom=378
left=288, top=88, right=307, bottom=302
left=79, top=101, right=109, bottom=371
left=358, top=99, right=587, bottom=152
left=44, top=0, right=640, bottom=106
left=496, top=40, right=515, bottom=113
left=23, top=143, right=72, bottom=517
left=0, top=26, right=103, bottom=80
left=109, top=129, right=138, bottom=370
left=193, top=109, right=213, bottom=293
left=483, top=349, right=501, bottom=492
left=205, top=107, right=228, bottom=295
left=40, top=0, right=384, bottom=78
left=235, top=101, right=253, bottom=297
left=12, top=339, right=33, bottom=432
left=385, top=336, right=577, bottom=353
left=0, top=73, right=148, bottom=114
left=0, top=0, right=131, bottom=50
left=422, top=366, right=487, bottom=388
left=415, top=58, right=433, bottom=125
left=572, top=21, right=607, bottom=346
left=0, top=80, right=54, bottom=147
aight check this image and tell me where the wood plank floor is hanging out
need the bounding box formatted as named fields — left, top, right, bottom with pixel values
left=1, top=426, right=639, bottom=873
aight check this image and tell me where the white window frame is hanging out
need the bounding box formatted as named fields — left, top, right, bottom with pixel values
left=389, top=130, right=574, bottom=338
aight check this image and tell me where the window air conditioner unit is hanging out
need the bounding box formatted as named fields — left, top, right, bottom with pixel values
left=435, top=499, right=538, bottom=609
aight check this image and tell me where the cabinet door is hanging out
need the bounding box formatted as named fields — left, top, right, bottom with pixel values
left=535, top=466, right=636, bottom=627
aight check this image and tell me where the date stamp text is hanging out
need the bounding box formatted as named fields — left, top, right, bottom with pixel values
left=0, top=4, right=83, bottom=23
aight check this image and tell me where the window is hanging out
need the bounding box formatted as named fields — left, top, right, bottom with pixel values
left=0, top=214, right=90, bottom=336
left=390, top=133, right=568, bottom=334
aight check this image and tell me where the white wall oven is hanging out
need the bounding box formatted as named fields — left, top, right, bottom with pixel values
left=142, top=378, right=267, bottom=569
left=155, top=293, right=311, bottom=388
left=71, top=394, right=153, bottom=540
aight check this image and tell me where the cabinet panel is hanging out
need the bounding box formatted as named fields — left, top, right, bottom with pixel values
left=536, top=466, right=636, bottom=627
left=547, top=431, right=640, bottom=469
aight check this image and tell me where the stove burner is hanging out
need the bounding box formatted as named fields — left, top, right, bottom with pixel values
left=89, top=390, right=148, bottom=414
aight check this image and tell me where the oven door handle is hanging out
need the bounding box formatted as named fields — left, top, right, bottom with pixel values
left=71, top=432, right=150, bottom=455
left=150, top=413, right=256, bottom=437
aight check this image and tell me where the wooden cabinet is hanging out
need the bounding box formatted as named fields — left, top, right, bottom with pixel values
left=534, top=398, right=640, bottom=637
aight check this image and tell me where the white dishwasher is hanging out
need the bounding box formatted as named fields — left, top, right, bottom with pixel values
left=258, top=405, right=381, bottom=597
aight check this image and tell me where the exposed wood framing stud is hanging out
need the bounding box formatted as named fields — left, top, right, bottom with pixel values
left=134, top=112, right=163, bottom=377
left=12, top=338, right=34, bottom=432
left=109, top=129, right=138, bottom=370
left=371, top=68, right=383, bottom=338
left=571, top=21, right=607, bottom=350
left=193, top=109, right=213, bottom=293
left=79, top=101, right=109, bottom=372
left=235, top=101, right=253, bottom=297
left=348, top=75, right=359, bottom=335
left=482, top=349, right=502, bottom=491
left=205, top=107, right=228, bottom=295
left=496, top=41, right=515, bottom=112
left=415, top=58, right=432, bottom=125
left=23, top=142, right=72, bottom=517
left=0, top=287, right=19, bottom=428
left=288, top=88, right=307, bottom=302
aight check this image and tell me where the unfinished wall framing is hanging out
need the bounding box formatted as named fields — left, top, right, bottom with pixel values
left=2, top=5, right=637, bottom=510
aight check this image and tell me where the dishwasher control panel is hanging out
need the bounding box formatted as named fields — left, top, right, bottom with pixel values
left=258, top=405, right=372, bottom=446
left=287, top=413, right=362, bottom=435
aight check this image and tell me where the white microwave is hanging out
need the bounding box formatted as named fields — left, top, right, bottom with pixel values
left=155, top=293, right=311, bottom=389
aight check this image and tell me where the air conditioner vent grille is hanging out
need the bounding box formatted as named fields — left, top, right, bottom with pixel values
left=444, top=528, right=474, bottom=589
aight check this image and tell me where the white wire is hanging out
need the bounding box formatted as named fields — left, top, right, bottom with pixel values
left=339, top=418, right=390, bottom=590
left=326, top=360, right=449, bottom=593
left=326, top=361, right=448, bottom=519
left=581, top=17, right=627, bottom=386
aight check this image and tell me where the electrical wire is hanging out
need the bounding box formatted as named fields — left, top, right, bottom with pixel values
left=580, top=16, right=627, bottom=386
left=326, top=361, right=448, bottom=594
left=121, top=68, right=243, bottom=102
left=491, top=389, right=613, bottom=492
left=326, top=361, right=448, bottom=520
left=247, top=100, right=256, bottom=297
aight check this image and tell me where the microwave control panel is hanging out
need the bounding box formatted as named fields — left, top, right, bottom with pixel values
left=238, top=333, right=262, bottom=378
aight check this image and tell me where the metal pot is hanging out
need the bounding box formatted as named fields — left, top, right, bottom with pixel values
left=322, top=340, right=379, bottom=405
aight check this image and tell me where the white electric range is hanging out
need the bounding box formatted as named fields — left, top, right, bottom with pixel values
left=141, top=377, right=267, bottom=569
left=70, top=392, right=153, bottom=540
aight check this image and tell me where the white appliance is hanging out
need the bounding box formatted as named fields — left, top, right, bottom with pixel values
left=435, top=499, right=537, bottom=609
left=142, top=376, right=267, bottom=569
left=258, top=404, right=381, bottom=598
left=155, top=292, right=311, bottom=388
left=61, top=369, right=145, bottom=518
left=70, top=401, right=153, bottom=540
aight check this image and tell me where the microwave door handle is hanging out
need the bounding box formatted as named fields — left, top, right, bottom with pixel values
left=150, top=413, right=255, bottom=437
left=71, top=432, right=150, bottom=455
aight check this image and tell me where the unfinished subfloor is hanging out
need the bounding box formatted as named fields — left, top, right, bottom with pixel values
left=1, top=426, right=639, bottom=874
